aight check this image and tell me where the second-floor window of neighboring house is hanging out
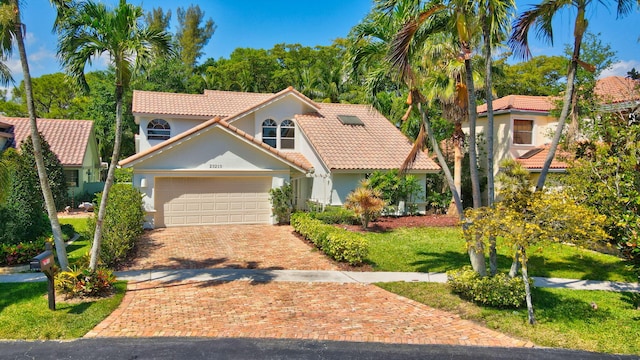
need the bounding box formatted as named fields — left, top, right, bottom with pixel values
left=513, top=119, right=533, bottom=145
left=147, top=119, right=171, bottom=140
left=280, top=119, right=295, bottom=149
left=262, top=119, right=277, bottom=147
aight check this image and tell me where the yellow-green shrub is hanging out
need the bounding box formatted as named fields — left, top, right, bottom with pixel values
left=447, top=266, right=529, bottom=308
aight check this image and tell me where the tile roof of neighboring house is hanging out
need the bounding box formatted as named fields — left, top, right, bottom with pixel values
left=594, top=76, right=640, bottom=104
left=296, top=103, right=439, bottom=171
left=1, top=117, right=93, bottom=167
left=477, top=95, right=556, bottom=114
left=119, top=116, right=313, bottom=172
left=516, top=144, right=570, bottom=171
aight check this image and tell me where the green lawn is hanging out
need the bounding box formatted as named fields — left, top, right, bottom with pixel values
left=365, top=226, right=640, bottom=355
left=378, top=282, right=640, bottom=355
left=365, top=226, right=636, bottom=282
left=59, top=218, right=91, bottom=266
left=0, top=281, right=125, bottom=339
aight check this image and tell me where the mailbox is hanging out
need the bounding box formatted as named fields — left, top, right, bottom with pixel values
left=30, top=250, right=54, bottom=273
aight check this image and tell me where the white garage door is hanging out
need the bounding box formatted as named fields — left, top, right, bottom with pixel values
left=155, top=177, right=272, bottom=227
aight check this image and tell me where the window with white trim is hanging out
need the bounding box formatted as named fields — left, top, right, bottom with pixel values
left=262, top=119, right=277, bottom=148
left=147, top=119, right=171, bottom=140
left=513, top=119, right=533, bottom=145
left=280, top=119, right=295, bottom=149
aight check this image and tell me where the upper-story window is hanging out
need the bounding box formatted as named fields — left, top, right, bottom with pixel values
left=262, top=119, right=277, bottom=148
left=513, top=119, right=533, bottom=145
left=147, top=119, right=171, bottom=140
left=280, top=119, right=295, bottom=149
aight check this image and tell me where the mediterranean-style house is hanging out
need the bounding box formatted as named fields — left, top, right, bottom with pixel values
left=119, top=87, right=439, bottom=228
left=0, top=117, right=104, bottom=199
left=467, top=75, right=639, bottom=180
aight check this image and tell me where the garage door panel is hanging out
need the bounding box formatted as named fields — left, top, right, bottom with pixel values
left=156, top=177, right=272, bottom=227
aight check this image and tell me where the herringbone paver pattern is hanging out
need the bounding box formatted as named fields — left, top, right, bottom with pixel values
left=85, top=280, right=532, bottom=347
left=88, top=225, right=534, bottom=347
left=126, top=225, right=338, bottom=271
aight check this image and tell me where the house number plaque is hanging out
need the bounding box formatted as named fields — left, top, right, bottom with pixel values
left=209, top=164, right=223, bottom=169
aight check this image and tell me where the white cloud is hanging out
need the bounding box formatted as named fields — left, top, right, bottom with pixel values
left=600, top=60, right=640, bottom=78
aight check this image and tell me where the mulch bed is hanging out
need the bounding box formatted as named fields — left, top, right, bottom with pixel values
left=338, top=214, right=459, bottom=233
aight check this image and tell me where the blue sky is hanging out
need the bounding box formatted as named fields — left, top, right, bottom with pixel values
left=6, top=0, right=640, bottom=89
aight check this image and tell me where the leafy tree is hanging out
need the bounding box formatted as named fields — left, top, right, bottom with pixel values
left=19, top=133, right=68, bottom=211
left=0, top=0, right=70, bottom=269
left=11, top=72, right=89, bottom=118
left=628, top=68, right=640, bottom=80
left=465, top=160, right=608, bottom=324
left=563, top=111, right=640, bottom=273
left=57, top=0, right=173, bottom=271
left=0, top=156, right=9, bottom=204
left=493, top=55, right=566, bottom=97
left=176, top=5, right=216, bottom=69
left=145, top=6, right=171, bottom=32
left=508, top=0, right=639, bottom=192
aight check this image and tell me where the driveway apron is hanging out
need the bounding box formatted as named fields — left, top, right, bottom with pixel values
left=88, top=225, right=533, bottom=347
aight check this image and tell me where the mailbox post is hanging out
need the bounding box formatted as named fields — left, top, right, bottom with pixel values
left=30, top=243, right=56, bottom=311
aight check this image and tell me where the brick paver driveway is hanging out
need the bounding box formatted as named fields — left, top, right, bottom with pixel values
left=125, top=225, right=338, bottom=271
left=89, top=225, right=533, bottom=348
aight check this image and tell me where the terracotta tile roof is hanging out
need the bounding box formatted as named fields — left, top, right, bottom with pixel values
left=477, top=95, right=556, bottom=114
left=1, top=117, right=93, bottom=167
left=296, top=103, right=439, bottom=171
left=119, top=117, right=312, bottom=172
left=516, top=144, right=569, bottom=171
left=594, top=76, right=640, bottom=104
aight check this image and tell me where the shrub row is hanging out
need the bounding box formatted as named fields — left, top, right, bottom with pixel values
left=0, top=238, right=47, bottom=266
left=308, top=206, right=359, bottom=225
left=447, top=266, right=530, bottom=308
left=290, top=212, right=368, bottom=265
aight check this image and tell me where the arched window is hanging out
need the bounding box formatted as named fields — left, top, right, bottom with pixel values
left=147, top=119, right=171, bottom=140
left=262, top=119, right=277, bottom=147
left=280, top=119, right=295, bottom=149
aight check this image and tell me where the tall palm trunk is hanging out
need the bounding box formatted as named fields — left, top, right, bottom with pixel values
left=89, top=84, right=123, bottom=270
left=482, top=17, right=498, bottom=276
left=13, top=1, right=68, bottom=270
left=464, top=56, right=487, bottom=276
left=535, top=8, right=585, bottom=192
left=418, top=103, right=464, bottom=218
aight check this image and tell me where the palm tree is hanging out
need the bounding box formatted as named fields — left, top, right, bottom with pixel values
left=508, top=0, right=638, bottom=191
left=0, top=0, right=70, bottom=269
left=57, top=0, right=172, bottom=271
left=479, top=0, right=515, bottom=276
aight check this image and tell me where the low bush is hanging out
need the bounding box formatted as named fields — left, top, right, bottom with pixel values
left=447, top=266, right=529, bottom=308
left=0, top=237, right=47, bottom=266
left=87, top=184, right=144, bottom=268
left=291, top=212, right=368, bottom=265
left=309, top=206, right=359, bottom=225
left=55, top=267, right=116, bottom=299
left=269, top=183, right=293, bottom=224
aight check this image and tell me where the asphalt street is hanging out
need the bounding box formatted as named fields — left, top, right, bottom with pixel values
left=0, top=338, right=638, bottom=360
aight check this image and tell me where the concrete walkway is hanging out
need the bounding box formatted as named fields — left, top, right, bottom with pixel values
left=2, top=268, right=639, bottom=292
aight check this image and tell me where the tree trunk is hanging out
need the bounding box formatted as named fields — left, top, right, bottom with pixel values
left=535, top=9, right=585, bottom=192
left=89, top=84, right=124, bottom=271
left=509, top=249, right=520, bottom=278
left=13, top=2, right=69, bottom=270
left=464, top=57, right=487, bottom=276
left=482, top=20, right=498, bottom=276
left=417, top=103, right=464, bottom=218
left=447, top=135, right=464, bottom=215
left=520, top=245, right=535, bottom=325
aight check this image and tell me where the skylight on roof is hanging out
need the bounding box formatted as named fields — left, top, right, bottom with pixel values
left=337, top=115, right=364, bottom=126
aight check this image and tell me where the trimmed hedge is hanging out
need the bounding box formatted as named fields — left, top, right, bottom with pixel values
left=447, top=266, right=530, bottom=308
left=291, top=212, right=368, bottom=265
left=309, top=206, right=359, bottom=225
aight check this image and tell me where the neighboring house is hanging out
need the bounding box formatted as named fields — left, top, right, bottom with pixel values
left=0, top=117, right=104, bottom=199
left=119, top=87, right=439, bottom=228
left=468, top=76, right=640, bottom=180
